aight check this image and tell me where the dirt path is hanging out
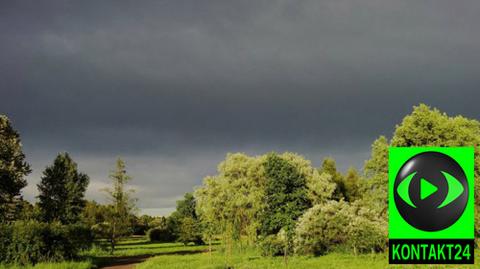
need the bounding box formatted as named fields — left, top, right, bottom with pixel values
left=99, top=254, right=153, bottom=269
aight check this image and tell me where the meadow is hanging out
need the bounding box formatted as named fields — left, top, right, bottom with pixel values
left=3, top=237, right=479, bottom=269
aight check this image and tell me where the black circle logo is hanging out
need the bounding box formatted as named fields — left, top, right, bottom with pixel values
left=394, top=151, right=468, bottom=231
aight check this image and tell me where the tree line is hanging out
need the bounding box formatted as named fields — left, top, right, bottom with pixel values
left=1, top=103, right=480, bottom=266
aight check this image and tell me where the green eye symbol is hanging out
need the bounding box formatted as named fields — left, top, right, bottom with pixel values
left=397, top=171, right=464, bottom=208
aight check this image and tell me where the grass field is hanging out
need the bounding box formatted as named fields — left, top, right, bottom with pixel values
left=2, top=237, right=480, bottom=268
left=137, top=250, right=480, bottom=269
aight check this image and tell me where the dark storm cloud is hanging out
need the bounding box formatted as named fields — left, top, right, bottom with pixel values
left=1, top=0, right=480, bottom=214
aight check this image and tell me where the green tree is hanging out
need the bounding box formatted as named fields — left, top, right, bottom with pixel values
left=82, top=200, right=108, bottom=228
left=102, top=158, right=136, bottom=253
left=178, top=216, right=202, bottom=245
left=195, top=153, right=267, bottom=256
left=0, top=115, right=31, bottom=222
left=344, top=167, right=361, bottom=202
left=280, top=153, right=335, bottom=205
left=362, top=136, right=389, bottom=219
left=261, top=153, right=311, bottom=263
left=363, top=103, right=480, bottom=229
left=390, top=104, right=480, bottom=236
left=176, top=192, right=197, bottom=219
left=169, top=192, right=203, bottom=244
left=319, top=158, right=345, bottom=201
left=37, top=153, right=89, bottom=224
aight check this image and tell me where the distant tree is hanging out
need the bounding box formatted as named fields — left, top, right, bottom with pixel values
left=133, top=214, right=156, bottom=235
left=319, top=158, right=345, bottom=201
left=0, top=115, right=31, bottom=222
left=82, top=200, right=108, bottom=228
left=176, top=192, right=197, bottom=219
left=167, top=193, right=203, bottom=244
left=260, top=153, right=311, bottom=264
left=16, top=200, right=40, bottom=221
left=37, top=153, right=89, bottom=224
left=343, top=167, right=361, bottom=202
left=102, top=158, right=136, bottom=253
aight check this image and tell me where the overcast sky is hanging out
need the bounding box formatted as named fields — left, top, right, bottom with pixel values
left=1, top=0, right=480, bottom=216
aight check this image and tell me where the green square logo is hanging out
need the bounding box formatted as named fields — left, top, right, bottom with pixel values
left=389, top=147, right=474, bottom=264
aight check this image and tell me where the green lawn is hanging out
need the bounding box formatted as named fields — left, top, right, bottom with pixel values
left=3, top=238, right=480, bottom=268
left=137, top=250, right=480, bottom=269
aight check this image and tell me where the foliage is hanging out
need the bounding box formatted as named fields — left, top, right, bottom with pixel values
left=133, top=215, right=164, bottom=235
left=363, top=103, right=480, bottom=233
left=294, top=201, right=386, bottom=256
left=147, top=227, right=175, bottom=243
left=260, top=153, right=311, bottom=236
left=343, top=167, right=361, bottom=202
left=260, top=152, right=313, bottom=263
left=0, top=221, right=92, bottom=265
left=259, top=234, right=285, bottom=257
left=294, top=201, right=351, bottom=256
left=101, top=158, right=136, bottom=253
left=361, top=136, right=389, bottom=219
left=319, top=158, right=345, bottom=201
left=280, top=153, right=335, bottom=206
left=0, top=261, right=91, bottom=269
left=167, top=193, right=203, bottom=243
left=81, top=201, right=107, bottom=228
left=177, top=217, right=203, bottom=245
left=195, top=153, right=267, bottom=249
left=37, top=153, right=89, bottom=224
left=0, top=115, right=31, bottom=222
left=345, top=206, right=387, bottom=254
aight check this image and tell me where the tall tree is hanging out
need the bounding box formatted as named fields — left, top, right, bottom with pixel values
left=261, top=153, right=311, bottom=263
left=195, top=153, right=267, bottom=253
left=0, top=115, right=31, bottom=222
left=391, top=104, right=480, bottom=235
left=363, top=103, right=480, bottom=226
left=37, top=152, right=89, bottom=224
left=102, top=158, right=136, bottom=253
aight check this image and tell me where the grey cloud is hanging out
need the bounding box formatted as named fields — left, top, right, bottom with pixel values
left=2, top=0, right=480, bottom=215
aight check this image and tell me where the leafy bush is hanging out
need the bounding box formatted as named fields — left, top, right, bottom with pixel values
left=346, top=207, right=387, bottom=253
left=0, top=223, right=13, bottom=262
left=259, top=234, right=285, bottom=256
left=147, top=227, right=175, bottom=242
left=294, top=200, right=386, bottom=256
left=294, top=201, right=352, bottom=255
left=0, top=221, right=92, bottom=265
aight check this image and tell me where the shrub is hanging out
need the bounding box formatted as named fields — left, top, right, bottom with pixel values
left=0, top=221, right=93, bottom=265
left=0, top=223, right=13, bottom=262
left=294, top=200, right=387, bottom=256
left=147, top=227, right=175, bottom=242
left=346, top=207, right=387, bottom=253
left=259, top=234, right=285, bottom=256
left=294, top=200, right=353, bottom=256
